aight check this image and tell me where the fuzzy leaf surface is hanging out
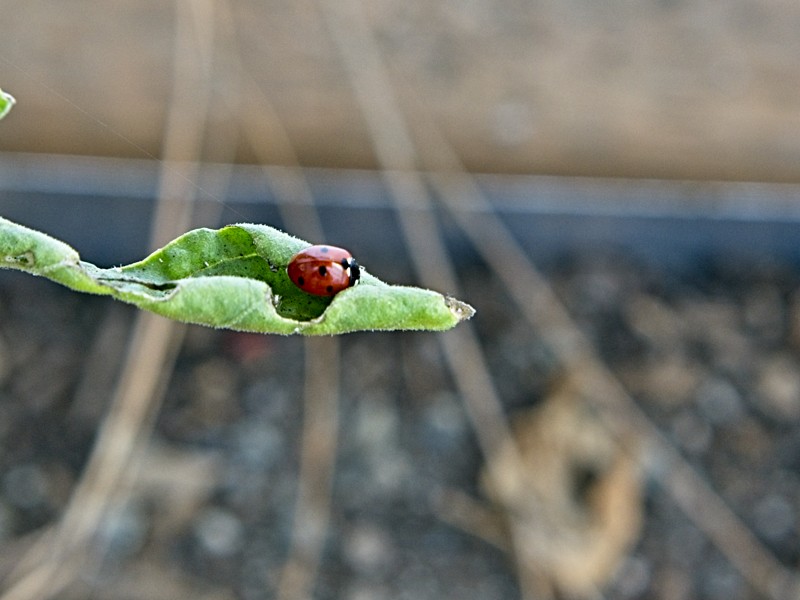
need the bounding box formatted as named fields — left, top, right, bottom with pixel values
left=0, top=217, right=474, bottom=335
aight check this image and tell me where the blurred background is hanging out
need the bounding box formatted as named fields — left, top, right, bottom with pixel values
left=1, top=1, right=800, bottom=599
left=3, top=0, right=800, bottom=180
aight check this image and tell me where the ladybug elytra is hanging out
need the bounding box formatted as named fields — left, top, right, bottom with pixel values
left=287, top=245, right=360, bottom=296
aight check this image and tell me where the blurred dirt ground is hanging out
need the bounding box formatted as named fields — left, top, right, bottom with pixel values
left=1, top=244, right=800, bottom=599
left=2, top=0, right=800, bottom=181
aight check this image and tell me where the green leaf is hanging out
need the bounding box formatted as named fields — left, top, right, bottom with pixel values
left=0, top=89, right=15, bottom=120
left=0, top=217, right=474, bottom=335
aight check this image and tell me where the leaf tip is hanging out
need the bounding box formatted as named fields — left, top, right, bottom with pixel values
left=0, top=89, right=15, bottom=120
left=446, top=296, right=476, bottom=322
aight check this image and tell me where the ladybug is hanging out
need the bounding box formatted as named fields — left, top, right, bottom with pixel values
left=287, top=245, right=360, bottom=296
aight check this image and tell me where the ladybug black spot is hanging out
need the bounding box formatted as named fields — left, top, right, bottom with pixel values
left=326, top=285, right=334, bottom=293
left=318, top=265, right=328, bottom=276
left=298, top=276, right=305, bottom=286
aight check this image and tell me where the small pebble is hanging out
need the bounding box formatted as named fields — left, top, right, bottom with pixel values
left=626, top=294, right=684, bottom=349
left=743, top=285, right=785, bottom=343
left=695, top=375, right=745, bottom=425
left=233, top=421, right=284, bottom=469
left=194, top=507, right=244, bottom=557
left=97, top=502, right=148, bottom=559
left=345, top=583, right=390, bottom=600
left=756, top=354, right=800, bottom=421
left=752, top=494, right=795, bottom=541
left=700, top=560, right=745, bottom=600
left=612, top=554, right=652, bottom=597
left=344, top=522, right=395, bottom=575
left=2, top=464, right=49, bottom=510
left=670, top=410, right=713, bottom=454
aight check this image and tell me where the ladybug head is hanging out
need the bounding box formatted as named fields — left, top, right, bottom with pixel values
left=343, top=257, right=360, bottom=287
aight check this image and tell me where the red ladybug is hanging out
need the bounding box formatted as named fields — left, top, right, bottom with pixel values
left=287, top=245, right=360, bottom=296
